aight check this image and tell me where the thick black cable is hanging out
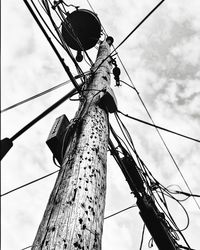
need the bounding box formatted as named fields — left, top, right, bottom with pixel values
left=48, top=0, right=93, bottom=66
left=174, top=191, right=200, bottom=198
left=113, top=113, right=194, bottom=247
left=1, top=72, right=90, bottom=113
left=85, top=0, right=198, bottom=213
left=10, top=82, right=84, bottom=142
left=1, top=170, right=59, bottom=197
left=119, top=86, right=200, bottom=211
left=24, top=0, right=81, bottom=92
left=104, top=204, right=137, bottom=220
left=117, top=110, right=200, bottom=143
left=35, top=0, right=84, bottom=77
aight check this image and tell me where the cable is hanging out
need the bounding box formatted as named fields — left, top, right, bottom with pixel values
left=84, top=1, right=199, bottom=214
left=174, top=191, right=200, bottom=198
left=0, top=83, right=84, bottom=161
left=21, top=203, right=137, bottom=250
left=1, top=170, right=59, bottom=197
left=86, top=0, right=197, bottom=214
left=104, top=204, right=137, bottom=220
left=117, top=110, right=200, bottom=143
left=93, top=0, right=165, bottom=74
left=139, top=224, right=145, bottom=250
left=34, top=0, right=84, bottom=77
left=118, top=85, right=200, bottom=211
left=24, top=0, right=81, bottom=92
left=111, top=0, right=165, bottom=55
left=47, top=0, right=94, bottom=66
left=1, top=72, right=90, bottom=113
left=21, top=245, right=34, bottom=250
left=111, top=115, right=193, bottom=247
left=85, top=1, right=138, bottom=93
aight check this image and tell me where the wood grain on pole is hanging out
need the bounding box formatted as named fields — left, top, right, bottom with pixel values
left=32, top=40, right=112, bottom=250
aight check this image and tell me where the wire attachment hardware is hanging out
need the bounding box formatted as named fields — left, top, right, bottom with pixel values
left=111, top=58, right=121, bottom=86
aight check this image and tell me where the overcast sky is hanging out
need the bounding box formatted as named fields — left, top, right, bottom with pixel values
left=1, top=0, right=200, bottom=250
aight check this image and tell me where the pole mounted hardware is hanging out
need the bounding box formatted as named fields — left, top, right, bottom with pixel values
left=110, top=57, right=121, bottom=86
left=46, top=114, right=70, bottom=165
left=61, top=9, right=102, bottom=62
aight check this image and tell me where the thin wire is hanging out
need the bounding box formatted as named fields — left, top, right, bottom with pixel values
left=111, top=0, right=165, bottom=55
left=53, top=2, right=94, bottom=65
left=21, top=246, right=33, bottom=250
left=139, top=224, right=145, bottom=250
left=93, top=0, right=165, bottom=74
left=119, top=86, right=200, bottom=210
left=1, top=170, right=59, bottom=197
left=117, top=110, right=200, bottom=143
left=21, top=203, right=137, bottom=250
left=1, top=72, right=90, bottom=113
left=104, top=204, right=137, bottom=220
left=32, top=0, right=84, bottom=77
left=85, top=1, right=198, bottom=213
left=85, top=1, right=138, bottom=93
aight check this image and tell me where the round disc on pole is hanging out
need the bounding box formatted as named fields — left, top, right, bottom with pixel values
left=61, top=9, right=101, bottom=51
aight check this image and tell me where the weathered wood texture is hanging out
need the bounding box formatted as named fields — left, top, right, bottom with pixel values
left=32, top=40, right=112, bottom=250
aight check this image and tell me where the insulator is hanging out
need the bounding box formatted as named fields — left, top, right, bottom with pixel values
left=113, top=66, right=121, bottom=77
left=113, top=66, right=121, bottom=86
left=76, top=51, right=83, bottom=62
left=106, top=36, right=114, bottom=46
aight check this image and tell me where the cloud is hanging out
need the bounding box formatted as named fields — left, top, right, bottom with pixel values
left=2, top=1, right=200, bottom=250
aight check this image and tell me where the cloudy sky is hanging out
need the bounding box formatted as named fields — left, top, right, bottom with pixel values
left=1, top=0, right=200, bottom=249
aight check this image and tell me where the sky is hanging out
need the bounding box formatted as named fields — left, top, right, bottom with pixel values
left=1, top=0, right=200, bottom=249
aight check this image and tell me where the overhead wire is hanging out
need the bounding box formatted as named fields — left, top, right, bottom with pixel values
left=85, top=0, right=200, bottom=211
left=1, top=170, right=59, bottom=197
left=32, top=0, right=85, bottom=78
left=45, top=0, right=94, bottom=66
left=20, top=203, right=137, bottom=250
left=117, top=110, right=200, bottom=143
left=1, top=72, right=90, bottom=113
left=119, top=82, right=200, bottom=211
left=104, top=204, right=137, bottom=220
left=5, top=1, right=197, bottom=249
left=112, top=114, right=193, bottom=248
left=87, top=1, right=197, bottom=249
left=92, top=0, right=165, bottom=74
left=139, top=224, right=145, bottom=250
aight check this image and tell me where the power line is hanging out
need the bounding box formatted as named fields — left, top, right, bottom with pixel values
left=1, top=72, right=90, bottom=114
left=24, top=0, right=81, bottom=93
left=1, top=83, right=85, bottom=161
left=20, top=204, right=137, bottom=250
left=115, top=111, right=200, bottom=211
left=93, top=0, right=165, bottom=74
left=87, top=0, right=200, bottom=212
left=117, top=110, right=200, bottom=143
left=120, top=80, right=200, bottom=211
left=139, top=224, right=145, bottom=250
left=104, top=204, right=137, bottom=220
left=111, top=0, right=165, bottom=55
left=1, top=170, right=59, bottom=197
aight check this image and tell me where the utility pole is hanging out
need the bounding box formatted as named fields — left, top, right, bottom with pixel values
left=32, top=38, right=114, bottom=250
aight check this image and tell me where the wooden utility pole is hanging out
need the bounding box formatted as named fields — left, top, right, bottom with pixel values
left=32, top=39, right=113, bottom=250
